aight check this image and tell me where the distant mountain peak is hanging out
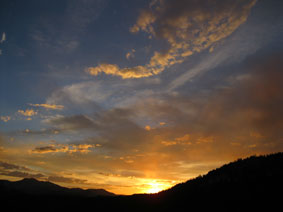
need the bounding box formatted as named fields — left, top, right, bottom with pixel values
left=19, top=178, right=40, bottom=183
left=0, top=177, right=115, bottom=197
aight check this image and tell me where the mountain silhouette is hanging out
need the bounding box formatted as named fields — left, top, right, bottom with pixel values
left=0, top=177, right=115, bottom=197
left=1, top=152, right=283, bottom=211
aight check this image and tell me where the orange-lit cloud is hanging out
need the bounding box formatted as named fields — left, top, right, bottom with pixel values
left=18, top=109, right=37, bottom=116
left=0, top=116, right=11, bottom=122
left=87, top=64, right=154, bottom=79
left=145, top=125, right=151, bottom=131
left=29, top=103, right=64, bottom=110
left=31, top=143, right=98, bottom=154
left=161, top=134, right=191, bottom=146
left=126, top=49, right=136, bottom=60
left=87, top=0, right=256, bottom=79
left=130, top=10, right=156, bottom=34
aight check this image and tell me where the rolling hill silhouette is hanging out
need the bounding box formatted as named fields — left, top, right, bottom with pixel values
left=1, top=152, right=283, bottom=211
left=0, top=177, right=115, bottom=197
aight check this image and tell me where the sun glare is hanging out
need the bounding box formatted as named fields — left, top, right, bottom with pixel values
left=144, top=180, right=172, bottom=194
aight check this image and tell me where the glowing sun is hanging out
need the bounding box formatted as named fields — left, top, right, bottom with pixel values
left=145, top=180, right=171, bottom=194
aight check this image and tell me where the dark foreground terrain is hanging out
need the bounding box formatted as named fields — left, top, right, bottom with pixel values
left=1, top=152, right=283, bottom=211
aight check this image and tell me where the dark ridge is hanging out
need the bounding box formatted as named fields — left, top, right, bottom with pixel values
left=0, top=177, right=115, bottom=197
left=1, top=152, right=283, bottom=212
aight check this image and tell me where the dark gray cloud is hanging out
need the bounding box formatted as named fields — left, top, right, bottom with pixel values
left=0, top=161, right=45, bottom=179
left=32, top=146, right=58, bottom=153
left=47, top=175, right=88, bottom=184
left=0, top=171, right=45, bottom=179
left=0, top=160, right=88, bottom=185
left=47, top=114, right=97, bottom=130
left=0, top=161, right=31, bottom=171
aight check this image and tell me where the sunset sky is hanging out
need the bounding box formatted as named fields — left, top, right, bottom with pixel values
left=0, top=0, right=283, bottom=195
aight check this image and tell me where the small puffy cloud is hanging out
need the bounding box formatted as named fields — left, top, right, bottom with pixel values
left=29, top=103, right=64, bottom=110
left=0, top=116, right=11, bottom=122
left=18, top=109, right=37, bottom=116
left=68, top=144, right=96, bottom=154
left=126, top=49, right=136, bottom=60
left=145, top=125, right=151, bottom=131
left=0, top=32, right=6, bottom=43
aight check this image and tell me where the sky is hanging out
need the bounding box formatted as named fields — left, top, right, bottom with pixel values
left=0, top=0, right=283, bottom=195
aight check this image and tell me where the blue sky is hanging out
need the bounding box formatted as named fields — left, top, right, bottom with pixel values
left=0, top=0, right=283, bottom=194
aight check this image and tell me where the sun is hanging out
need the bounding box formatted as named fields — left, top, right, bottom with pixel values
left=144, top=180, right=171, bottom=194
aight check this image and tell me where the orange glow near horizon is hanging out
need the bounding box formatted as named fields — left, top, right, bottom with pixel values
left=142, top=179, right=173, bottom=194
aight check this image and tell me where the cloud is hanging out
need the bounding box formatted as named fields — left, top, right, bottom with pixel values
left=0, top=32, right=6, bottom=43
left=46, top=81, right=108, bottom=110
left=0, top=116, right=11, bottom=122
left=126, top=49, right=136, bottom=60
left=0, top=159, right=90, bottom=185
left=130, top=10, right=156, bottom=34
left=44, top=114, right=97, bottom=131
left=0, top=161, right=31, bottom=171
left=0, top=160, right=89, bottom=186
left=145, top=125, right=151, bottom=131
left=0, top=171, right=45, bottom=179
left=46, top=79, right=162, bottom=111
left=87, top=0, right=256, bottom=79
left=29, top=103, right=64, bottom=110
left=31, top=143, right=97, bottom=154
left=87, top=64, right=154, bottom=79
left=47, top=175, right=88, bottom=184
left=32, top=145, right=65, bottom=154
left=0, top=160, right=45, bottom=179
left=17, top=109, right=37, bottom=117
